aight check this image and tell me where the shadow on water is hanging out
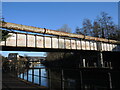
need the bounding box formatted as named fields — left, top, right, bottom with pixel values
left=17, top=63, right=120, bottom=90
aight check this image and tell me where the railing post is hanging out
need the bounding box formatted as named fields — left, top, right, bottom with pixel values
left=61, top=69, right=64, bottom=90
left=89, top=41, right=91, bottom=50
left=79, top=55, right=83, bottom=67
left=32, top=68, right=34, bottom=83
left=97, top=42, right=102, bottom=51
left=51, top=37, right=53, bottom=48
left=75, top=39, right=77, bottom=50
left=39, top=68, right=41, bottom=85
left=64, top=38, right=66, bottom=49
left=83, top=59, right=86, bottom=67
left=35, top=34, right=37, bottom=48
left=58, top=36, right=59, bottom=49
left=80, top=39, right=82, bottom=50
left=16, top=32, right=17, bottom=47
left=80, top=71, right=83, bottom=90
left=23, top=71, right=24, bottom=79
left=85, top=40, right=86, bottom=50
left=70, top=39, right=72, bottom=49
left=26, top=34, right=28, bottom=47
left=43, top=34, right=45, bottom=48
left=26, top=69, right=28, bottom=81
left=108, top=72, right=112, bottom=89
left=48, top=69, right=51, bottom=90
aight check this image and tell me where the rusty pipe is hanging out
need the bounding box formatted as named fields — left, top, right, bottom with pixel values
left=0, top=21, right=120, bottom=44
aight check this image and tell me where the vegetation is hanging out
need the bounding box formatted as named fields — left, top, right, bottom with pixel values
left=57, top=24, right=72, bottom=33
left=45, top=52, right=78, bottom=68
left=46, top=52, right=72, bottom=61
left=1, top=54, right=29, bottom=73
left=46, top=24, right=72, bottom=61
left=46, top=12, right=120, bottom=63
left=75, top=12, right=120, bottom=40
left=0, top=30, right=11, bottom=41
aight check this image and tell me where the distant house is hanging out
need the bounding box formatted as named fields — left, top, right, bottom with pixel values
left=8, top=53, right=20, bottom=61
left=8, top=53, right=46, bottom=63
left=26, top=56, right=46, bottom=62
left=8, top=53, right=27, bottom=61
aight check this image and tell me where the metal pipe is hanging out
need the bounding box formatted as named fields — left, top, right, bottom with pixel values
left=1, top=21, right=120, bottom=44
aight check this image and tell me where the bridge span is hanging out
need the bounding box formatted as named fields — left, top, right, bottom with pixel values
left=1, top=21, right=120, bottom=90
left=1, top=21, right=120, bottom=52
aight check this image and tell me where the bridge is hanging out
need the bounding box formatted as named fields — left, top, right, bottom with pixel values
left=1, top=21, right=120, bottom=68
left=1, top=21, right=120, bottom=90
left=1, top=21, right=120, bottom=52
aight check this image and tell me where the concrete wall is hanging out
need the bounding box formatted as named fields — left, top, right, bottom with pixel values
left=1, top=32, right=120, bottom=52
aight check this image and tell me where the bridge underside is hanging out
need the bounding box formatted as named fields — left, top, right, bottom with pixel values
left=2, top=46, right=99, bottom=52
left=2, top=46, right=120, bottom=54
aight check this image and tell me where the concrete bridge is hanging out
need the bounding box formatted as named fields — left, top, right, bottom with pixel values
left=1, top=21, right=120, bottom=90
left=1, top=21, right=120, bottom=52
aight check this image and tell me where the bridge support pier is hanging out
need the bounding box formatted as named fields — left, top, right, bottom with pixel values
left=83, top=59, right=86, bottom=67
left=97, top=51, right=104, bottom=68
left=79, top=55, right=83, bottom=68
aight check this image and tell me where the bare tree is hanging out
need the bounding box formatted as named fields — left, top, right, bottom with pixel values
left=76, top=12, right=120, bottom=40
left=46, top=24, right=72, bottom=61
left=96, top=12, right=114, bottom=38
left=57, top=24, right=71, bottom=33
left=75, top=26, right=84, bottom=35
left=92, top=21, right=101, bottom=37
left=82, top=19, right=92, bottom=36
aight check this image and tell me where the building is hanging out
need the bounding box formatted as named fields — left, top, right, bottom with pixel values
left=8, top=53, right=27, bottom=62
left=8, top=53, right=20, bottom=61
left=26, top=56, right=46, bottom=62
left=8, top=53, right=46, bottom=63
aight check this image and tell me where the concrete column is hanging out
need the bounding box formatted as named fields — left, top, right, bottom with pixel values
left=61, top=69, right=64, bottom=90
left=79, top=55, right=83, bottom=67
left=80, top=71, right=83, bottom=90
left=94, top=62, right=97, bottom=67
left=83, top=59, right=86, bottom=67
left=109, top=62, right=112, bottom=69
left=86, top=62, right=89, bottom=67
left=97, top=52, right=104, bottom=67
left=108, top=72, right=112, bottom=89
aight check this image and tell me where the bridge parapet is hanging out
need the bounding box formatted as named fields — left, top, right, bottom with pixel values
left=1, top=32, right=120, bottom=52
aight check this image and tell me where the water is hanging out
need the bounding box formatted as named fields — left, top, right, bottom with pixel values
left=18, top=64, right=48, bottom=87
left=18, top=64, right=120, bottom=90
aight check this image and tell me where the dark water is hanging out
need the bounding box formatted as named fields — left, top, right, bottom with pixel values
left=18, top=64, right=120, bottom=90
left=18, top=64, right=48, bottom=87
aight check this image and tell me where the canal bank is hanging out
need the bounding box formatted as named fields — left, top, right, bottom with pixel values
left=2, top=71, right=48, bottom=90
left=2, top=58, right=120, bottom=90
left=15, top=64, right=120, bottom=90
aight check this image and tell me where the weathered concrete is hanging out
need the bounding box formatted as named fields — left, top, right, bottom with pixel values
left=1, top=32, right=120, bottom=52
left=1, top=21, right=120, bottom=44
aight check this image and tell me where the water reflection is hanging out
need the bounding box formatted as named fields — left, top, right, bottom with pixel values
left=18, top=64, right=119, bottom=90
left=18, top=64, right=48, bottom=87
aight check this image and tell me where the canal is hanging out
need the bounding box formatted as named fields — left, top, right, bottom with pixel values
left=17, top=63, right=120, bottom=90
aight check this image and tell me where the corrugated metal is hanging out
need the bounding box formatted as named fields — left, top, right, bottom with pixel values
left=1, top=21, right=120, bottom=44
